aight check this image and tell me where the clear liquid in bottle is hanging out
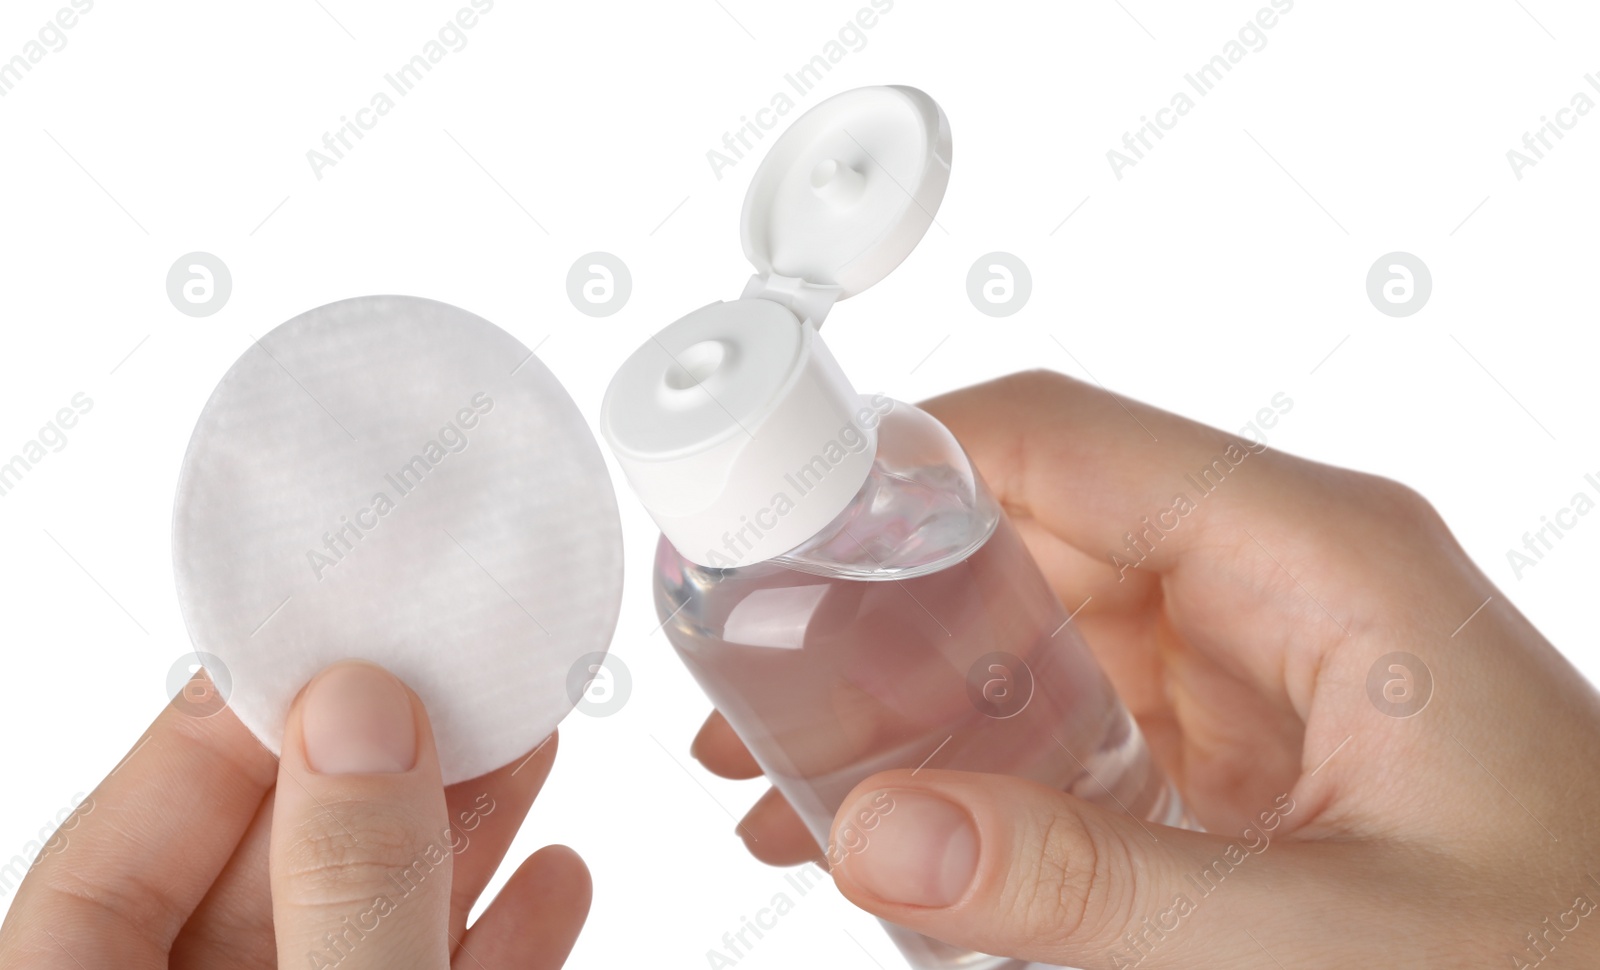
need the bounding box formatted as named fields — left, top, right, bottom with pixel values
left=654, top=404, right=1188, bottom=970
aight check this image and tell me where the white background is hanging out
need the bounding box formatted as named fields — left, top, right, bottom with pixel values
left=1, top=1, right=1598, bottom=967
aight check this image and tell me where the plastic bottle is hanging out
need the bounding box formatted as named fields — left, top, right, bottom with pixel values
left=602, top=85, right=1186, bottom=970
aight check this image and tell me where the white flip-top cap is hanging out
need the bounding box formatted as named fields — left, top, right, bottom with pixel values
left=601, top=85, right=950, bottom=568
left=742, top=84, right=952, bottom=303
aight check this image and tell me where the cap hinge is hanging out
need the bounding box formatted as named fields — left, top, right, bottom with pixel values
left=740, top=273, right=842, bottom=328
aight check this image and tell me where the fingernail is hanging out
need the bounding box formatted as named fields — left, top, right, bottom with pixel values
left=838, top=790, right=977, bottom=908
left=301, top=662, right=417, bottom=774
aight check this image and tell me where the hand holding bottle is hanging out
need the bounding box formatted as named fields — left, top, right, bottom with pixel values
left=694, top=369, right=1600, bottom=968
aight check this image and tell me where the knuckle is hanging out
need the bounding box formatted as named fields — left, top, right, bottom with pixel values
left=1339, top=471, right=1444, bottom=532
left=1012, top=368, right=1075, bottom=399
left=278, top=802, right=442, bottom=909
left=1369, top=475, right=1441, bottom=525
left=1005, top=810, right=1141, bottom=952
left=39, top=866, right=186, bottom=953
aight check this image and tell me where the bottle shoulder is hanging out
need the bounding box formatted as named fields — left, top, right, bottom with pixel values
left=661, top=400, right=1000, bottom=584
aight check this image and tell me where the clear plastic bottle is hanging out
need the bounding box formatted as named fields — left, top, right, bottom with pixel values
left=651, top=402, right=1185, bottom=970
left=599, top=85, right=1188, bottom=970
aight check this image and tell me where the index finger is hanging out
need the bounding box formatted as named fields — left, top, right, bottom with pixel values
left=0, top=670, right=278, bottom=969
left=919, top=370, right=1478, bottom=712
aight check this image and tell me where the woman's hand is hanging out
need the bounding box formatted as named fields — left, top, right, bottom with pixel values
left=693, top=369, right=1600, bottom=967
left=0, top=660, right=590, bottom=970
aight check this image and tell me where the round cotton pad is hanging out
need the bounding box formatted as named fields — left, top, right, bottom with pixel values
left=173, top=295, right=623, bottom=784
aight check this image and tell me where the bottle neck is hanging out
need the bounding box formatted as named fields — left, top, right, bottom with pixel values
left=771, top=401, right=1000, bottom=581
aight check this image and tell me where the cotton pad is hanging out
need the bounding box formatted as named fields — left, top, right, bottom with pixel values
left=173, top=295, right=623, bottom=784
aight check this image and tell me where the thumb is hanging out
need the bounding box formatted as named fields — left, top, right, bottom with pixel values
left=270, top=660, right=453, bottom=970
left=826, top=770, right=1365, bottom=969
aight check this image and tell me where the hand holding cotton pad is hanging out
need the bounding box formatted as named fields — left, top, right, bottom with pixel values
left=172, top=295, right=623, bottom=783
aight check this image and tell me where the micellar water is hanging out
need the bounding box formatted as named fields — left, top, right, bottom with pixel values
left=601, top=85, right=1185, bottom=970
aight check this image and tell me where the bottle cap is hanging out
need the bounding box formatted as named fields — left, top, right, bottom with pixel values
left=601, top=85, right=950, bottom=568
left=741, top=84, right=952, bottom=305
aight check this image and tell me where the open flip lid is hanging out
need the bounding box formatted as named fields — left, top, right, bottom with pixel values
left=741, top=83, right=952, bottom=303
